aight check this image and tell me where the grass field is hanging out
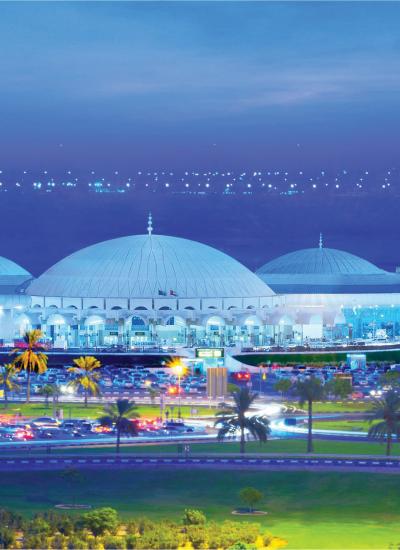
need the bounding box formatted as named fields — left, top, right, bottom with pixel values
left=312, top=419, right=372, bottom=432
left=5, top=438, right=398, bottom=457
left=0, top=402, right=215, bottom=419
left=0, top=468, right=399, bottom=549
left=286, top=400, right=373, bottom=413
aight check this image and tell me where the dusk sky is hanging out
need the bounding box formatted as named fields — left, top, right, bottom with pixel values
left=1, top=2, right=400, bottom=276
left=1, top=2, right=400, bottom=170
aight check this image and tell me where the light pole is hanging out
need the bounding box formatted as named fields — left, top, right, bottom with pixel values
left=172, top=363, right=184, bottom=420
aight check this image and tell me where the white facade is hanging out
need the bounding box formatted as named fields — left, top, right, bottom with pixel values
left=4, top=229, right=400, bottom=349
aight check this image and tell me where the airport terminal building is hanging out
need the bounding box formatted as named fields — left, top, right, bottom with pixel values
left=3, top=218, right=400, bottom=349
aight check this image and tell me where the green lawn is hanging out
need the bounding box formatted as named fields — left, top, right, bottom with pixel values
left=312, top=419, right=373, bottom=433
left=1, top=468, right=399, bottom=549
left=6, top=438, right=399, bottom=457
left=286, top=400, right=373, bottom=413
left=0, top=402, right=214, bottom=419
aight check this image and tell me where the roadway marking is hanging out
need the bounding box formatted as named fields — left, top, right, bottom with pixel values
left=92, top=459, right=100, bottom=463
left=120, top=459, right=129, bottom=463
left=21, top=460, right=28, bottom=464
left=206, top=459, right=215, bottom=463
left=324, top=460, right=333, bottom=464
left=35, top=460, right=44, bottom=464
left=49, top=460, right=58, bottom=463
left=290, top=460, right=299, bottom=463
left=6, top=460, right=15, bottom=464
left=106, top=459, right=115, bottom=463
left=78, top=459, right=87, bottom=463
left=64, top=460, right=72, bottom=463
left=135, top=459, right=143, bottom=463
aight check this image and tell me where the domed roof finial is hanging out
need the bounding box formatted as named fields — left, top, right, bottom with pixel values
left=319, top=233, right=323, bottom=249
left=147, top=212, right=153, bottom=236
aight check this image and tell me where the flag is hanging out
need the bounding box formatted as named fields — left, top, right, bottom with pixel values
left=169, top=289, right=178, bottom=296
left=158, top=289, right=167, bottom=296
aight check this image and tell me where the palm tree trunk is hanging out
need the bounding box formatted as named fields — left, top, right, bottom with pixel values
left=3, top=383, right=8, bottom=409
left=84, top=388, right=88, bottom=408
left=240, top=427, right=245, bottom=454
left=116, top=426, right=121, bottom=454
left=307, top=399, right=313, bottom=453
left=386, top=432, right=392, bottom=456
left=26, top=369, right=31, bottom=404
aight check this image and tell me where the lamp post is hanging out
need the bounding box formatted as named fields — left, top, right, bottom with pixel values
left=172, top=363, right=184, bottom=419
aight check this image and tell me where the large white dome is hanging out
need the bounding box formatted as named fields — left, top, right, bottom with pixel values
left=28, top=234, right=274, bottom=299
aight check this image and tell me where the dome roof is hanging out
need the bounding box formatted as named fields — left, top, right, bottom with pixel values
left=0, top=256, right=32, bottom=294
left=259, top=247, right=384, bottom=276
left=257, top=247, right=400, bottom=294
left=28, top=234, right=274, bottom=299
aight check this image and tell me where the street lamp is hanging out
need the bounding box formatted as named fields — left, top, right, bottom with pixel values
left=168, top=360, right=186, bottom=419
left=173, top=363, right=184, bottom=419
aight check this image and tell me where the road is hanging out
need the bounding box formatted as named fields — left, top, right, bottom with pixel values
left=0, top=454, right=399, bottom=473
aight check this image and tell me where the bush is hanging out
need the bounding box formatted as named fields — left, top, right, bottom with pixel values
left=80, top=507, right=119, bottom=536
left=0, top=527, right=15, bottom=549
left=0, top=509, right=23, bottom=530
left=102, top=535, right=127, bottom=549
left=23, top=534, right=48, bottom=549
left=67, top=536, right=89, bottom=550
left=137, top=517, right=155, bottom=535
left=125, top=534, right=138, bottom=549
left=27, top=517, right=52, bottom=536
left=135, top=525, right=178, bottom=550
left=49, top=533, right=69, bottom=549
left=182, top=508, right=207, bottom=525
left=184, top=525, right=209, bottom=549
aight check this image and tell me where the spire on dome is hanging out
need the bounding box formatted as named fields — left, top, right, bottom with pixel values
left=147, top=212, right=153, bottom=236
left=319, top=233, right=323, bottom=249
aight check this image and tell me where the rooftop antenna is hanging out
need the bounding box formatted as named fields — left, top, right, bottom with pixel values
left=319, top=232, right=323, bottom=249
left=147, top=212, right=153, bottom=236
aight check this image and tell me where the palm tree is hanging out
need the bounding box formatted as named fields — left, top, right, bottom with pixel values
left=98, top=399, right=140, bottom=453
left=11, top=329, right=48, bottom=403
left=0, top=363, right=19, bottom=408
left=41, top=384, right=61, bottom=417
left=214, top=387, right=270, bottom=454
left=368, top=390, right=400, bottom=456
left=67, top=356, right=101, bottom=407
left=41, top=384, right=54, bottom=408
left=294, top=376, right=325, bottom=453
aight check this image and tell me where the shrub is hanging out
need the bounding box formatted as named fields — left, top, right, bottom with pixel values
left=67, top=536, right=89, bottom=550
left=182, top=508, right=207, bottom=525
left=102, top=535, right=127, bottom=549
left=0, top=527, right=15, bottom=549
left=135, top=525, right=178, bottom=549
left=125, top=534, right=138, bottom=549
left=184, top=525, right=209, bottom=549
left=80, top=507, right=119, bottom=536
